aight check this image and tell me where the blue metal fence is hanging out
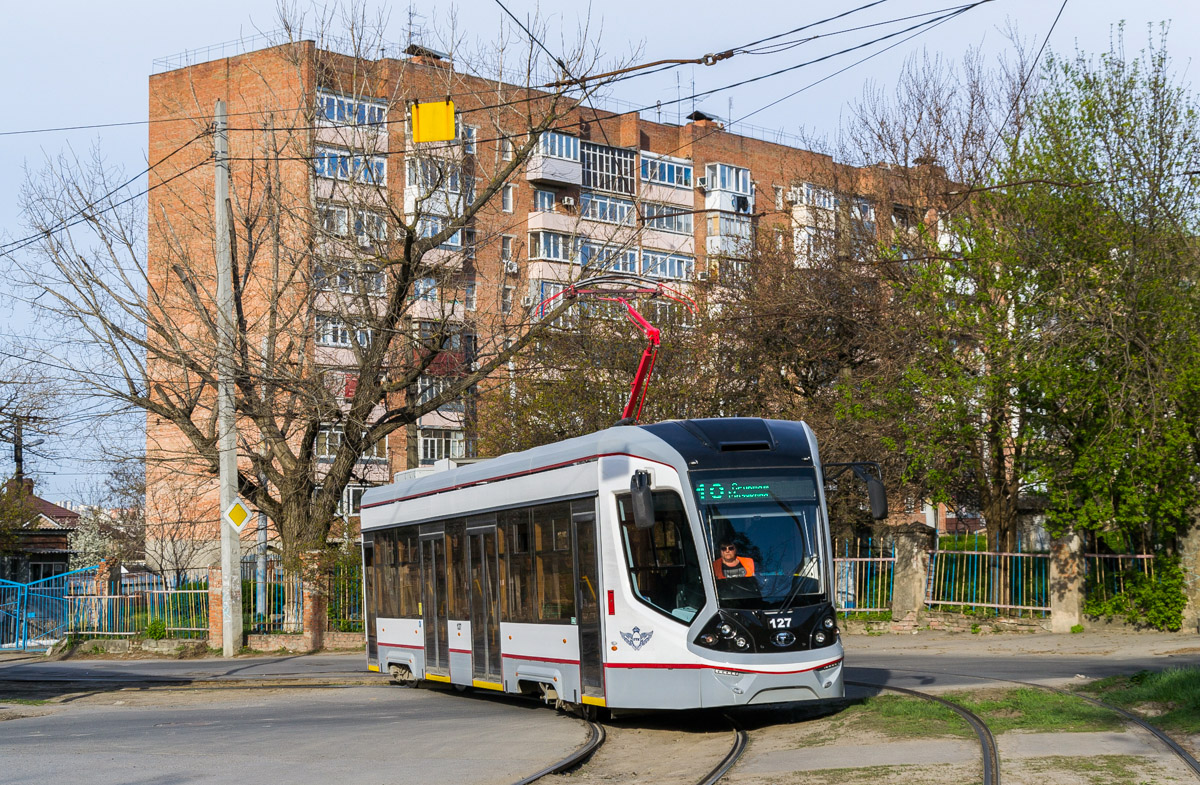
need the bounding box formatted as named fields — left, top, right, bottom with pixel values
left=0, top=566, right=100, bottom=651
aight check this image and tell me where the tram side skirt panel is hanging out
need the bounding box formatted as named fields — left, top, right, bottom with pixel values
left=378, top=617, right=424, bottom=677
left=448, top=619, right=472, bottom=686
left=500, top=622, right=582, bottom=701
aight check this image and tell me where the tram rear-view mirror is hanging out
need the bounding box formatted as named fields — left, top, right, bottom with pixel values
left=630, top=470, right=655, bottom=529
left=867, top=476, right=888, bottom=520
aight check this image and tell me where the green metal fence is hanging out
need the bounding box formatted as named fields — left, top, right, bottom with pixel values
left=326, top=561, right=364, bottom=633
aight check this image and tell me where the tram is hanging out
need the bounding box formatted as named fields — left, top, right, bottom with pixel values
left=359, top=417, right=886, bottom=712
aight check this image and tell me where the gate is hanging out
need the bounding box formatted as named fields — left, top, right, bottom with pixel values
left=0, top=566, right=99, bottom=651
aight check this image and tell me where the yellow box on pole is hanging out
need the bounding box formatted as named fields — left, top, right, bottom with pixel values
left=411, top=100, right=456, bottom=143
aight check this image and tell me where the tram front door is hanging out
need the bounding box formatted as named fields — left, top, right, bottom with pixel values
left=467, top=520, right=502, bottom=684
left=573, top=507, right=604, bottom=698
left=420, top=532, right=449, bottom=677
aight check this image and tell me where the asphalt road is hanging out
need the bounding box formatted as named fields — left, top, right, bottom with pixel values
left=0, top=681, right=587, bottom=785
left=3, top=630, right=1198, bottom=784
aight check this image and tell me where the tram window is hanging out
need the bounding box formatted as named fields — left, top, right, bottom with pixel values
left=397, top=533, right=420, bottom=617
left=503, top=509, right=536, bottom=621
left=446, top=520, right=466, bottom=619
left=534, top=502, right=575, bottom=622
left=617, top=491, right=704, bottom=623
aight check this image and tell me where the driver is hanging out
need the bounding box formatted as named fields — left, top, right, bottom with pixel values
left=714, top=540, right=755, bottom=579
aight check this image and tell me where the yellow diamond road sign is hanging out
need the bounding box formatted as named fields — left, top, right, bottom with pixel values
left=224, top=499, right=251, bottom=531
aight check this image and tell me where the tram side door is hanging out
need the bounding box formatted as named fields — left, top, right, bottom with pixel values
left=572, top=505, right=605, bottom=697
left=362, top=536, right=377, bottom=666
left=420, top=531, right=449, bottom=676
left=467, top=520, right=502, bottom=684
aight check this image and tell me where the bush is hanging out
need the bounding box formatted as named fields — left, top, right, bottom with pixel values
left=1083, top=555, right=1187, bottom=631
left=144, top=618, right=168, bottom=640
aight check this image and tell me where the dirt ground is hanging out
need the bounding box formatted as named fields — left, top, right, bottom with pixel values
left=843, top=626, right=1200, bottom=662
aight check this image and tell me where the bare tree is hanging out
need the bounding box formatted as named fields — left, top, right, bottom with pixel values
left=9, top=5, right=627, bottom=566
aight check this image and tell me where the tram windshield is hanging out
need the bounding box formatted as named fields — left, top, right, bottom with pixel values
left=692, top=468, right=826, bottom=610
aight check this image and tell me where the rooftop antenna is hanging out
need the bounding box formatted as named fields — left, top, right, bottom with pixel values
left=405, top=3, right=427, bottom=51
left=676, top=72, right=681, bottom=125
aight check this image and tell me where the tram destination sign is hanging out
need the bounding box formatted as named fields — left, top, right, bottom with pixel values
left=692, top=471, right=817, bottom=503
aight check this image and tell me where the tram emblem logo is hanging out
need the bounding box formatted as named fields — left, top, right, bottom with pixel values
left=620, top=627, right=654, bottom=651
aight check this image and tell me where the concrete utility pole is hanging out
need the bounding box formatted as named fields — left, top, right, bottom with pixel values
left=214, top=99, right=243, bottom=657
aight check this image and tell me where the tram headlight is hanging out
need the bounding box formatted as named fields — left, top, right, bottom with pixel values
left=735, top=637, right=749, bottom=649
left=699, top=633, right=719, bottom=646
left=717, top=623, right=735, bottom=638
left=822, top=616, right=836, bottom=630
left=813, top=631, right=827, bottom=645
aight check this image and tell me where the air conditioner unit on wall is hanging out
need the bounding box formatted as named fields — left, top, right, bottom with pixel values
left=695, top=176, right=708, bottom=190
left=561, top=196, right=576, bottom=208
left=521, top=294, right=535, bottom=308
left=696, top=270, right=710, bottom=282
left=504, top=260, right=520, bottom=275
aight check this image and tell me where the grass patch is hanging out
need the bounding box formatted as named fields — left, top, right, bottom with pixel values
left=949, top=687, right=1121, bottom=734
left=1081, top=667, right=1200, bottom=734
left=0, top=698, right=50, bottom=706
left=837, top=695, right=972, bottom=739
left=1021, top=754, right=1177, bottom=785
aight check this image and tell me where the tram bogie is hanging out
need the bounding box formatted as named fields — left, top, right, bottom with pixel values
left=360, top=417, right=885, bottom=712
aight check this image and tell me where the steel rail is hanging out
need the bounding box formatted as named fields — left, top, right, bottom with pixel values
left=510, top=719, right=605, bottom=785
left=698, top=715, right=749, bottom=785
left=882, top=666, right=1200, bottom=782
left=847, top=679, right=1000, bottom=785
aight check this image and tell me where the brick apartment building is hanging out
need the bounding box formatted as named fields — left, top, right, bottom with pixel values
left=143, top=37, right=904, bottom=572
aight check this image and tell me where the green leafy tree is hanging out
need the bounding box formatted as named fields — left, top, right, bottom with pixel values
left=999, top=31, right=1200, bottom=549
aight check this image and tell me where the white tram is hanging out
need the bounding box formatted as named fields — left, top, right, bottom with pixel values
left=359, top=417, right=885, bottom=712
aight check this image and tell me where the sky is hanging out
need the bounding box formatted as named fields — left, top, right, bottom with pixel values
left=1, top=0, right=1197, bottom=503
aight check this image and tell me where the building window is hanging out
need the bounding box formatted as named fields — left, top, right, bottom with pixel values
left=502, top=184, right=515, bottom=213
left=537, top=131, right=580, bottom=161
left=500, top=235, right=514, bottom=261
left=528, top=230, right=575, bottom=262
left=406, top=157, right=464, bottom=195
left=774, top=185, right=784, bottom=211
left=314, top=262, right=386, bottom=296
left=704, top=163, right=751, bottom=195
left=644, top=203, right=693, bottom=234
left=641, top=250, right=694, bottom=281
left=501, top=285, right=514, bottom=315
left=316, top=315, right=373, bottom=348
left=581, top=142, right=635, bottom=195
left=802, top=182, right=835, bottom=209
left=640, top=153, right=692, bottom=188
left=314, top=147, right=386, bottom=184
left=463, top=278, right=477, bottom=311
left=580, top=242, right=637, bottom=274
left=315, top=425, right=386, bottom=463
left=420, top=428, right=466, bottom=464
left=416, top=375, right=464, bottom=412
left=412, top=276, right=438, bottom=302
left=500, top=137, right=514, bottom=161
left=457, top=120, right=477, bottom=154
left=707, top=213, right=752, bottom=239
left=315, top=91, right=387, bottom=128
left=354, top=210, right=387, bottom=245
left=534, top=189, right=556, bottom=211
left=579, top=191, right=634, bottom=224
left=318, top=203, right=348, bottom=236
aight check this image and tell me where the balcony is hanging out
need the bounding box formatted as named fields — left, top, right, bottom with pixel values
left=526, top=153, right=583, bottom=187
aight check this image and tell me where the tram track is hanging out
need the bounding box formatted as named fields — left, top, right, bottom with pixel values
left=846, top=678, right=1000, bottom=785
left=880, top=666, right=1200, bottom=782
left=512, top=712, right=747, bottom=785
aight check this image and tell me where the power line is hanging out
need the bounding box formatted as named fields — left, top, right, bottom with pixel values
left=0, top=129, right=213, bottom=255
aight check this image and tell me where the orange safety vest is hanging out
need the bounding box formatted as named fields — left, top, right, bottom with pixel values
left=714, top=556, right=755, bottom=578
